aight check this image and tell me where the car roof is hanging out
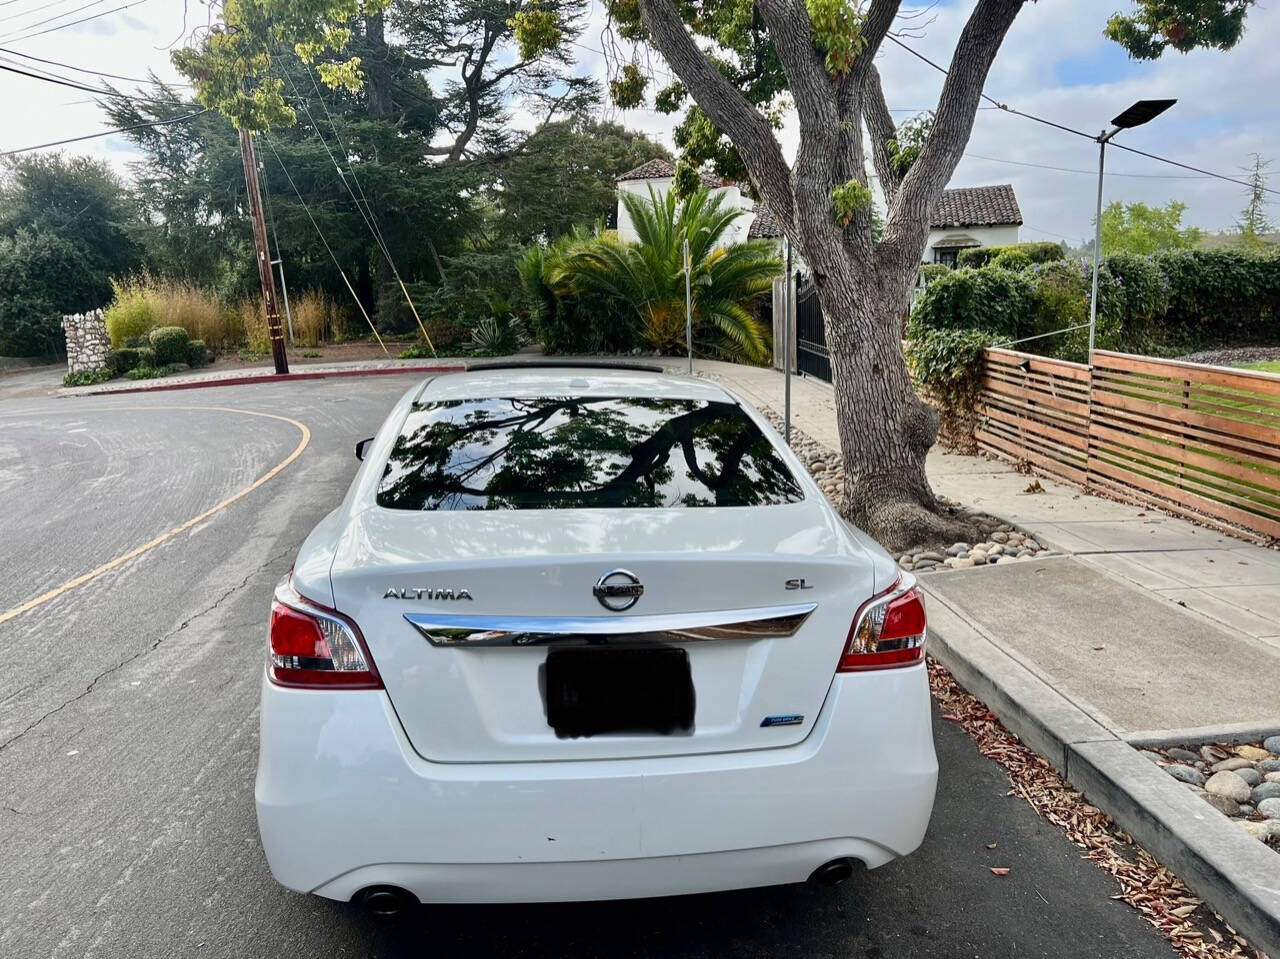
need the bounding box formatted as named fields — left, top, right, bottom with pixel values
left=419, top=366, right=735, bottom=403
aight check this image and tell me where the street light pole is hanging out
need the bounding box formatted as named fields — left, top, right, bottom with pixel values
left=684, top=236, right=693, bottom=375
left=1086, top=98, right=1176, bottom=361
left=783, top=237, right=792, bottom=446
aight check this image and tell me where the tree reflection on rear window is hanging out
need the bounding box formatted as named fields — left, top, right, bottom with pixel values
left=376, top=396, right=804, bottom=510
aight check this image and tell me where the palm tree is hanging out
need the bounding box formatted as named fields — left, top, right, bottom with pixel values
left=551, top=186, right=781, bottom=363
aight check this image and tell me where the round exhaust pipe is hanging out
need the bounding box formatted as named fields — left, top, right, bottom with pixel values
left=355, top=885, right=419, bottom=916
left=809, top=859, right=855, bottom=887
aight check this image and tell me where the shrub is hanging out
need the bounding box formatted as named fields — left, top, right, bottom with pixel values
left=988, top=247, right=1033, bottom=272
left=399, top=342, right=435, bottom=359
left=125, top=364, right=168, bottom=380
left=186, top=339, right=208, bottom=367
left=63, top=367, right=114, bottom=386
left=108, top=347, right=141, bottom=373
left=1151, top=249, right=1280, bottom=347
left=136, top=346, right=156, bottom=368
left=236, top=298, right=270, bottom=354
left=957, top=242, right=1064, bottom=270
left=104, top=277, right=158, bottom=347
left=470, top=314, right=525, bottom=355
left=909, top=266, right=1033, bottom=338
left=148, top=325, right=190, bottom=365
left=917, top=263, right=951, bottom=286
left=517, top=234, right=640, bottom=355
left=906, top=327, right=999, bottom=453
left=291, top=291, right=345, bottom=347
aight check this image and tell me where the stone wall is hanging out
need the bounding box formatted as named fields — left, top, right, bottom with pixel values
left=62, top=310, right=110, bottom=375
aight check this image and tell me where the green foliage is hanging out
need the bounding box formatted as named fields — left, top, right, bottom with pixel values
left=1098, top=200, right=1203, bottom=255
left=187, top=340, right=209, bottom=367
left=909, top=266, right=1033, bottom=338
left=469, top=314, right=525, bottom=355
left=1151, top=248, right=1280, bottom=346
left=398, top=342, right=436, bottom=359
left=1105, top=0, right=1254, bottom=60
left=610, top=64, right=648, bottom=109
left=172, top=0, right=393, bottom=130
left=0, top=229, right=97, bottom=357
left=104, top=279, right=158, bottom=348
left=805, top=0, right=866, bottom=76
left=63, top=368, right=115, bottom=387
left=956, top=243, right=1065, bottom=269
left=549, top=186, right=780, bottom=362
left=831, top=180, right=872, bottom=228
left=887, top=112, right=933, bottom=179
left=125, top=364, right=170, bottom=381
left=654, top=81, right=686, bottom=114
left=148, top=325, right=192, bottom=365
left=1235, top=153, right=1273, bottom=249
left=136, top=347, right=157, bottom=368
left=906, top=327, right=999, bottom=451
left=917, top=264, right=952, bottom=286
left=108, top=347, right=142, bottom=374
left=509, top=6, right=565, bottom=60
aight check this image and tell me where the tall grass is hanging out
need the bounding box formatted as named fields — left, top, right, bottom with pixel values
left=104, top=275, right=241, bottom=349
left=291, top=291, right=346, bottom=347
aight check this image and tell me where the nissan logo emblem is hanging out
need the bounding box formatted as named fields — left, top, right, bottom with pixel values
left=593, top=569, right=644, bottom=612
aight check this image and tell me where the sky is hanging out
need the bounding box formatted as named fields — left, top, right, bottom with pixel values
left=1, top=0, right=1277, bottom=246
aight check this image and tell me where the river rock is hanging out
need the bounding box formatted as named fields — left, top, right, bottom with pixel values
left=1200, top=793, right=1239, bottom=817
left=1266, top=771, right=1280, bottom=783
left=1238, top=820, right=1279, bottom=841
left=1258, top=759, right=1280, bottom=773
left=990, top=531, right=1009, bottom=544
left=1139, top=750, right=1164, bottom=764
left=1204, top=771, right=1252, bottom=802
left=947, top=543, right=970, bottom=557
left=1257, top=797, right=1280, bottom=819
left=1264, top=734, right=1280, bottom=755
left=1167, top=747, right=1200, bottom=763
left=1165, top=764, right=1204, bottom=786
left=1236, top=768, right=1262, bottom=787
left=952, top=557, right=976, bottom=569
left=916, top=551, right=945, bottom=564
left=1210, top=757, right=1254, bottom=773
left=1252, top=781, right=1280, bottom=804
left=1236, top=744, right=1272, bottom=762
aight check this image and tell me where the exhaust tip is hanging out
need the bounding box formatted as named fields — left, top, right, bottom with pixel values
left=355, top=885, right=419, bottom=917
left=809, top=859, right=855, bottom=887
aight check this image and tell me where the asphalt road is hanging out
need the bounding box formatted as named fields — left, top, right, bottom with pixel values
left=0, top=375, right=1177, bottom=958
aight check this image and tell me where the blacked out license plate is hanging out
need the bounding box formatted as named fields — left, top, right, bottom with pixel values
left=545, top=646, right=695, bottom=738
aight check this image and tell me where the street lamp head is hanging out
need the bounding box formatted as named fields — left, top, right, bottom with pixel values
left=1110, top=98, right=1177, bottom=130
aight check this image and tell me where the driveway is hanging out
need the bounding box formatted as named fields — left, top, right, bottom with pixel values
left=0, top=376, right=1177, bottom=957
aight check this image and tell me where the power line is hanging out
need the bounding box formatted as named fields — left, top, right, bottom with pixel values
left=0, top=58, right=184, bottom=106
left=1, top=0, right=146, bottom=43
left=0, top=106, right=207, bottom=156
left=883, top=32, right=1280, bottom=197
left=261, top=133, right=390, bottom=356
left=963, top=150, right=1209, bottom=180
left=0, top=44, right=189, bottom=86
left=0, top=0, right=83, bottom=26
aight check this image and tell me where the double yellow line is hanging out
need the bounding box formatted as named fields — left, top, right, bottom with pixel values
left=0, top=406, right=311, bottom=627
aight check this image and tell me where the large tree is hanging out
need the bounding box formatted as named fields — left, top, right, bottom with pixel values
left=580, top=0, right=1256, bottom=548
left=1098, top=200, right=1203, bottom=256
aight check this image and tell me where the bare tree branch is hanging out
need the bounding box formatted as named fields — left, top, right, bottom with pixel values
left=880, top=0, right=1025, bottom=271
left=862, top=65, right=900, bottom=200
left=852, top=0, right=904, bottom=77
left=637, top=0, right=794, bottom=231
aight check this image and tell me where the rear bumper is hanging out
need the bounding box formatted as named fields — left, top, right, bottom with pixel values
left=255, top=666, right=938, bottom=903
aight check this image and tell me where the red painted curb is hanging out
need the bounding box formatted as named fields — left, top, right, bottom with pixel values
left=67, top=363, right=467, bottom=397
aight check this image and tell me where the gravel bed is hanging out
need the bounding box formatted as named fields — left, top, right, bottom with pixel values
left=1142, top=737, right=1280, bottom=852
left=760, top=409, right=1056, bottom=571
left=1177, top=346, right=1280, bottom=367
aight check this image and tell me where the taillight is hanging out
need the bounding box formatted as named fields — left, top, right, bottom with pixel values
left=268, top=576, right=382, bottom=689
left=838, top=578, right=927, bottom=672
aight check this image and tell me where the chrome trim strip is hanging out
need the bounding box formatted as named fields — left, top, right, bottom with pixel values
left=403, top=603, right=818, bottom=647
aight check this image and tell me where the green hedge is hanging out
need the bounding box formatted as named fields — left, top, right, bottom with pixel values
left=148, top=325, right=190, bottom=365
left=908, top=266, right=1032, bottom=338
left=956, top=242, right=1065, bottom=270
left=186, top=339, right=208, bottom=368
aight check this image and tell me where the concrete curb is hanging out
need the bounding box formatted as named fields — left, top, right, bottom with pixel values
left=924, top=586, right=1280, bottom=955
left=1125, top=723, right=1280, bottom=750
left=59, top=361, right=466, bottom=397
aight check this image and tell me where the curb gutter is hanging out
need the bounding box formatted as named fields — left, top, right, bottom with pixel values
left=60, top=362, right=466, bottom=397
left=924, top=590, right=1280, bottom=955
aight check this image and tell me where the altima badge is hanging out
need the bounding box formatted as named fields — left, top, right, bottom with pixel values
left=593, top=569, right=643, bottom=612
left=383, top=587, right=474, bottom=601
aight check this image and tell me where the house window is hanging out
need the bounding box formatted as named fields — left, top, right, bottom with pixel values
left=933, top=247, right=960, bottom=268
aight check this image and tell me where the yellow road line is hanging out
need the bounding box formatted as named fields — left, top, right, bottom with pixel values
left=0, top=406, right=311, bottom=627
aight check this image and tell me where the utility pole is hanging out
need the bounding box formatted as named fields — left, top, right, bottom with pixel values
left=239, top=128, right=289, bottom=374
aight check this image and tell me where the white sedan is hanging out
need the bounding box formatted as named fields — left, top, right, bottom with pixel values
left=256, top=365, right=937, bottom=913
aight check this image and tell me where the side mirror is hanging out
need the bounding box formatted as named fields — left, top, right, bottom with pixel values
left=355, top=437, right=375, bottom=461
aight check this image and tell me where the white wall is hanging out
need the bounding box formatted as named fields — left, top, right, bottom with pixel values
left=924, top=224, right=1021, bottom=262
left=617, top=178, right=754, bottom=246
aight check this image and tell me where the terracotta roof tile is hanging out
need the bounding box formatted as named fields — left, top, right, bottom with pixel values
left=930, top=184, right=1022, bottom=228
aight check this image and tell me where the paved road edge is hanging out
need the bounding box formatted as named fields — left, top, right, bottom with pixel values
left=923, top=588, right=1280, bottom=955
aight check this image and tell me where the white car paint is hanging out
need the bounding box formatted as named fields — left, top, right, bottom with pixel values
left=256, top=367, right=937, bottom=903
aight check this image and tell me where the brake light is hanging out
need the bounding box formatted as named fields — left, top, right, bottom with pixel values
left=838, top=578, right=927, bottom=672
left=268, top=576, right=382, bottom=689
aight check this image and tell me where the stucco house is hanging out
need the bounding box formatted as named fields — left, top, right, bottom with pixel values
left=615, top=160, right=1022, bottom=268
left=923, top=184, right=1022, bottom=266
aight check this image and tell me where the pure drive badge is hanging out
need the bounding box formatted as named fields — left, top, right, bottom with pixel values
left=760, top=714, right=804, bottom=727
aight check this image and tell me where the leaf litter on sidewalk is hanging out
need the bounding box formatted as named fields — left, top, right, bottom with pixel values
left=927, top=659, right=1266, bottom=959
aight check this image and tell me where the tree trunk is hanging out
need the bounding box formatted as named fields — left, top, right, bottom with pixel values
left=812, top=249, right=978, bottom=553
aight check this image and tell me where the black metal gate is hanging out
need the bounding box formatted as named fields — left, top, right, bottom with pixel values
left=794, top=278, right=830, bottom=382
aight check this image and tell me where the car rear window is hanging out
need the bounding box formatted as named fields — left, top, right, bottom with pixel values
left=376, top=396, right=804, bottom=511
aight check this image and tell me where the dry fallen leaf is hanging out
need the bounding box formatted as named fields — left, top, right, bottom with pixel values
left=990, top=867, right=1011, bottom=876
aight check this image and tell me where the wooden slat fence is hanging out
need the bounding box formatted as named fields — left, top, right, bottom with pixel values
left=975, top=348, right=1092, bottom=485
left=976, top=347, right=1280, bottom=541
